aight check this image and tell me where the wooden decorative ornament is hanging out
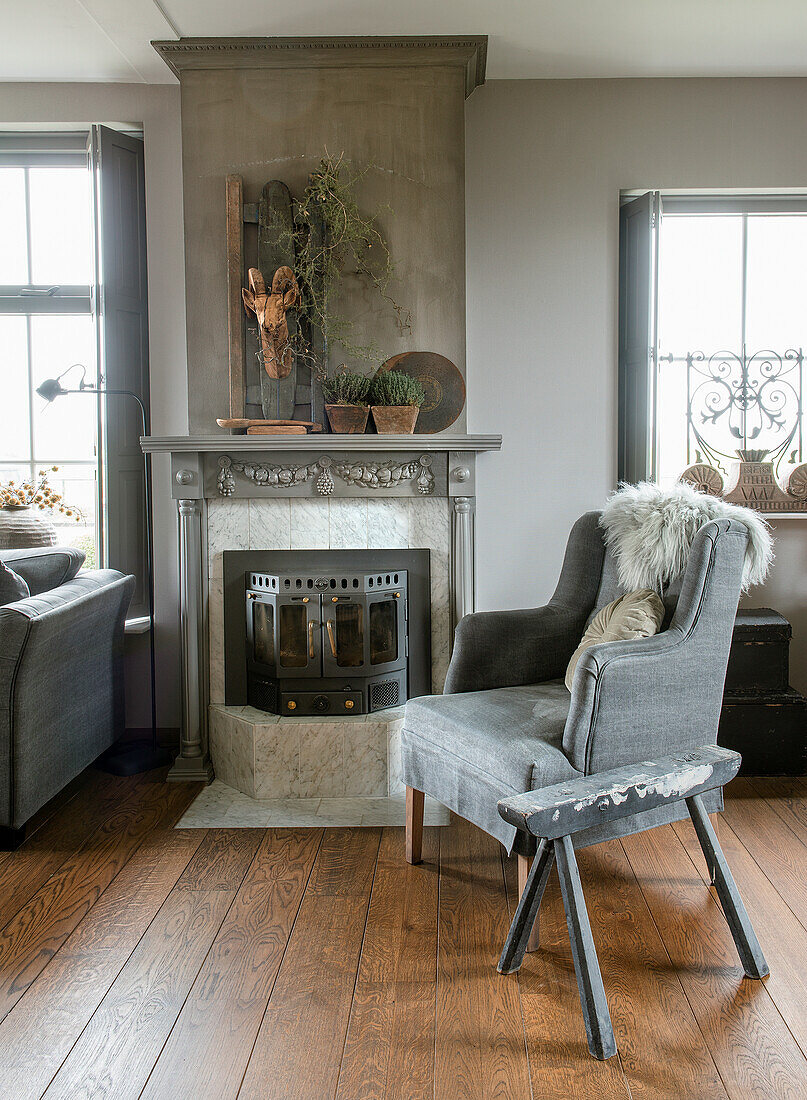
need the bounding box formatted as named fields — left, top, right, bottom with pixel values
left=241, top=266, right=300, bottom=380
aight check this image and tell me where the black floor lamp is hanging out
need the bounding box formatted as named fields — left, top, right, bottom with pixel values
left=36, top=364, right=173, bottom=775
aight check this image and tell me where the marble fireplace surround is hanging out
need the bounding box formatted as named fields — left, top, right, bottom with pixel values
left=141, top=434, right=502, bottom=808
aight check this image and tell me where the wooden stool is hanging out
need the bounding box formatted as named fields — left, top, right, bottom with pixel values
left=496, top=746, right=769, bottom=1060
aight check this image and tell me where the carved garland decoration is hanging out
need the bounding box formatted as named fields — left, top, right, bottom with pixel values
left=217, top=454, right=434, bottom=496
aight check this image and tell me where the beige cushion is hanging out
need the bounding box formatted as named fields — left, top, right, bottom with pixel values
left=565, top=589, right=665, bottom=691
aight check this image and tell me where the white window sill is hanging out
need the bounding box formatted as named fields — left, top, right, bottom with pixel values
left=125, top=615, right=152, bottom=635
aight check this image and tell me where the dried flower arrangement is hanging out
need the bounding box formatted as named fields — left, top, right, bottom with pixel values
left=0, top=468, right=82, bottom=520
left=285, top=152, right=412, bottom=372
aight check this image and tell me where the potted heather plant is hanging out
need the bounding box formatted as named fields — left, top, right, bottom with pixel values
left=322, top=369, right=372, bottom=433
left=369, top=371, right=425, bottom=434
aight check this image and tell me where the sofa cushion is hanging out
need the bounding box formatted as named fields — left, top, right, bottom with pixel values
left=401, top=681, right=581, bottom=852
left=0, top=560, right=30, bottom=606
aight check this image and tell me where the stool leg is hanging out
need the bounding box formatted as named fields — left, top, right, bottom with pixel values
left=687, top=795, right=769, bottom=979
left=498, top=840, right=555, bottom=975
left=518, top=854, right=541, bottom=952
left=555, top=834, right=617, bottom=1060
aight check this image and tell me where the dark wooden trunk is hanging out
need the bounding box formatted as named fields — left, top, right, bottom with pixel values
left=725, top=608, right=790, bottom=693
left=720, top=608, right=807, bottom=775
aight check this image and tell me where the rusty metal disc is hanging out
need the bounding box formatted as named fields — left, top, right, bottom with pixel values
left=376, top=352, right=466, bottom=434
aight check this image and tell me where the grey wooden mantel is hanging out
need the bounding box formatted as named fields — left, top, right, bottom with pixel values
left=141, top=433, right=502, bottom=782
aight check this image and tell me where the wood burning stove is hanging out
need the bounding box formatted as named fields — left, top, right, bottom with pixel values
left=246, top=568, right=408, bottom=716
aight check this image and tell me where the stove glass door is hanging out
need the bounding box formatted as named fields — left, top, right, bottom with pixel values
left=251, top=599, right=275, bottom=667
left=278, top=598, right=320, bottom=674
left=327, top=601, right=365, bottom=668
left=370, top=599, right=398, bottom=665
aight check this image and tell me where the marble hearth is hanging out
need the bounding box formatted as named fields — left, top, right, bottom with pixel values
left=141, top=435, right=501, bottom=820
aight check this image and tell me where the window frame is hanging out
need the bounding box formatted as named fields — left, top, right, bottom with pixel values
left=618, top=190, right=807, bottom=484
left=0, top=135, right=101, bottom=558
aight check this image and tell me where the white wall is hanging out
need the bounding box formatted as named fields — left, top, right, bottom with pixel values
left=466, top=78, right=807, bottom=692
left=0, top=83, right=186, bottom=726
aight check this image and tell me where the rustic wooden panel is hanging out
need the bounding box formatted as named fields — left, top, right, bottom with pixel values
left=257, top=180, right=297, bottom=421
left=43, top=829, right=263, bottom=1100
left=0, top=827, right=204, bottom=1100
left=575, top=839, right=729, bottom=1099
left=237, top=829, right=382, bottom=1100
left=673, top=814, right=807, bottom=1058
left=226, top=173, right=245, bottom=419
left=335, top=827, right=439, bottom=1100
left=502, top=853, right=631, bottom=1099
left=435, top=814, right=532, bottom=1100
left=141, top=828, right=321, bottom=1100
left=622, top=825, right=807, bottom=1099
left=0, top=779, right=193, bottom=1024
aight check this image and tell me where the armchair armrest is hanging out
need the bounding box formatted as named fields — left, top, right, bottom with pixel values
left=443, top=510, right=606, bottom=695
left=0, top=569, right=134, bottom=669
left=444, top=604, right=586, bottom=694
left=0, top=568, right=135, bottom=828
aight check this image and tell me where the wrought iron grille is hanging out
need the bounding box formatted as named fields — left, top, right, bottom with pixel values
left=659, top=348, right=804, bottom=477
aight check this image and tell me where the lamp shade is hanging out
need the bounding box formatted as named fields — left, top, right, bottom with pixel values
left=35, top=378, right=68, bottom=403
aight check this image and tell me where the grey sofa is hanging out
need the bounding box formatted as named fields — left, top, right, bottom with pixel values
left=402, top=512, right=749, bottom=863
left=0, top=546, right=134, bottom=847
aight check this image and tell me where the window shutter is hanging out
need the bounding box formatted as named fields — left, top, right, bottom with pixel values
left=91, top=125, right=150, bottom=615
left=618, top=191, right=660, bottom=484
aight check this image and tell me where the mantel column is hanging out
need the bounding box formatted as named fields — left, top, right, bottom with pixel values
left=168, top=496, right=214, bottom=782
left=449, top=452, right=476, bottom=630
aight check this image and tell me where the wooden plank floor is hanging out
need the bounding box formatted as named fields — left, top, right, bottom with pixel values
left=0, top=770, right=806, bottom=1099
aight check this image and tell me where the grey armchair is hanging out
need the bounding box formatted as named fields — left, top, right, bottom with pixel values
left=402, top=512, right=749, bottom=869
left=0, top=546, right=135, bottom=847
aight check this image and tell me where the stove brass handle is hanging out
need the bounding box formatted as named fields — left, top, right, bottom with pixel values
left=308, top=619, right=315, bottom=659
left=326, top=619, right=337, bottom=658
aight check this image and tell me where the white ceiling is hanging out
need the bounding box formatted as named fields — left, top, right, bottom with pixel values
left=3, top=0, right=807, bottom=83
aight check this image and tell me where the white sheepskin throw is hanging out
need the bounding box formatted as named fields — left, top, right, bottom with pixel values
left=600, top=482, right=774, bottom=594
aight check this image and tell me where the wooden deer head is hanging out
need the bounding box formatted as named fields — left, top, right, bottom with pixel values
left=242, top=266, right=300, bottom=380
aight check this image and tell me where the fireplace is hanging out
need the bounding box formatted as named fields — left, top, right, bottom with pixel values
left=246, top=566, right=409, bottom=716
left=220, top=547, right=432, bottom=727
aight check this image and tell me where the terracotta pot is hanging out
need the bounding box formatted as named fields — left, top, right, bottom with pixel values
left=371, top=405, right=420, bottom=434
left=0, top=506, right=57, bottom=550
left=325, top=404, right=370, bottom=434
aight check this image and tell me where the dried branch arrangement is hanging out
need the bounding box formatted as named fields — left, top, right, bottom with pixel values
left=284, top=152, right=412, bottom=371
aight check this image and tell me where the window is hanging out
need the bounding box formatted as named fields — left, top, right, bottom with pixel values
left=0, top=128, right=150, bottom=613
left=618, top=193, right=807, bottom=491
left=0, top=139, right=99, bottom=564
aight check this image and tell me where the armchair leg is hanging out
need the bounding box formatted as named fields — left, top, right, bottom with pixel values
left=518, top=853, right=542, bottom=952
left=687, top=795, right=769, bottom=979
left=406, top=786, right=424, bottom=864
left=556, top=834, right=617, bottom=1060
left=499, top=842, right=553, bottom=974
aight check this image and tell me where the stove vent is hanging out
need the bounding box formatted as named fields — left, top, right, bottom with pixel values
left=369, top=679, right=400, bottom=711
